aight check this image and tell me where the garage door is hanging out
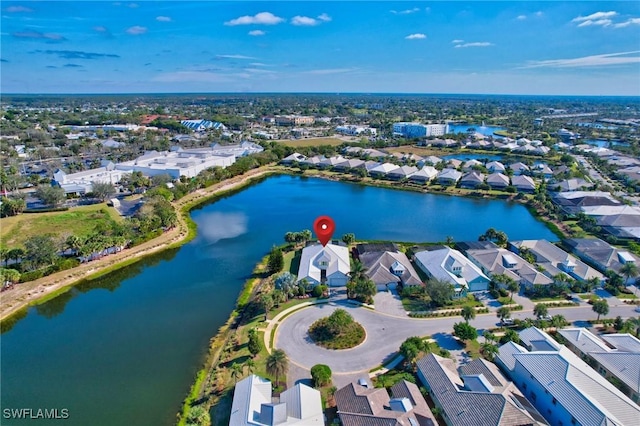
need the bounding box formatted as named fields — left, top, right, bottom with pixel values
left=328, top=277, right=348, bottom=287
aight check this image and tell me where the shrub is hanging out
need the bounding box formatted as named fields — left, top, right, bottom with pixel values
left=19, top=270, right=44, bottom=283
left=310, top=364, right=332, bottom=387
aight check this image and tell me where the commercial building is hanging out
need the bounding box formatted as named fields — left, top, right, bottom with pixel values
left=393, top=122, right=447, bottom=138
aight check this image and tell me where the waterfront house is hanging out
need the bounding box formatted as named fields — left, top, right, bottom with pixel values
left=414, top=246, right=490, bottom=295
left=486, top=172, right=510, bottom=190
left=447, top=158, right=463, bottom=169
left=558, top=328, right=640, bottom=404
left=229, top=375, right=323, bottom=426
left=416, top=354, right=548, bottom=426
left=387, top=165, right=418, bottom=181
left=596, top=214, right=640, bottom=240
left=319, top=155, right=347, bottom=169
left=462, top=159, right=482, bottom=171
left=496, top=328, right=640, bottom=426
left=509, top=240, right=603, bottom=283
left=466, top=247, right=552, bottom=289
left=363, top=160, right=382, bottom=173
left=551, top=191, right=621, bottom=216
left=420, top=155, right=443, bottom=166
left=509, top=162, right=530, bottom=175
left=357, top=244, right=423, bottom=290
left=436, top=169, right=462, bottom=186
left=369, top=162, right=400, bottom=178
left=297, top=243, right=350, bottom=287
left=280, top=152, right=307, bottom=165
left=563, top=237, right=640, bottom=282
left=511, top=175, right=536, bottom=192
left=552, top=178, right=594, bottom=192
left=486, top=161, right=506, bottom=174
left=333, top=158, right=365, bottom=172
left=335, top=380, right=437, bottom=426
left=408, top=166, right=438, bottom=184
left=459, top=171, right=485, bottom=189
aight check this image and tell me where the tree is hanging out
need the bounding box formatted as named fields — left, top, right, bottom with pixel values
left=481, top=342, right=499, bottom=361
left=230, top=363, right=243, bottom=384
left=274, top=272, right=297, bottom=293
left=499, top=329, right=521, bottom=345
left=453, top=322, right=478, bottom=341
left=24, top=234, right=58, bottom=270
left=483, top=330, right=496, bottom=344
left=592, top=299, right=609, bottom=321
left=91, top=182, right=116, bottom=201
left=399, top=336, right=431, bottom=366
left=353, top=279, right=377, bottom=304
left=184, top=405, right=210, bottom=426
left=248, top=328, right=262, bottom=357
left=244, top=358, right=255, bottom=375
left=310, top=364, right=332, bottom=387
left=0, top=197, right=26, bottom=217
left=35, top=185, right=66, bottom=207
left=461, top=305, right=476, bottom=323
left=425, top=278, right=455, bottom=307
left=325, top=308, right=354, bottom=336
left=341, top=233, right=355, bottom=245
left=267, top=247, right=284, bottom=274
left=614, top=316, right=624, bottom=331
left=620, top=262, right=639, bottom=286
left=349, top=260, right=368, bottom=283
left=551, top=314, right=568, bottom=329
left=497, top=306, right=512, bottom=324
left=6, top=248, right=25, bottom=266
left=260, top=294, right=274, bottom=320
left=266, top=349, right=288, bottom=388
left=507, top=279, right=520, bottom=303
left=0, top=268, right=21, bottom=286
left=533, top=303, right=549, bottom=320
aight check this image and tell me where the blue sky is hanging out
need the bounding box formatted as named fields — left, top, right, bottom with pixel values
left=2, top=1, right=639, bottom=95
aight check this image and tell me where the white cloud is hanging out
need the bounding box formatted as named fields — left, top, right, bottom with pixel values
left=248, top=30, right=265, bottom=36
left=224, top=12, right=284, bottom=26
left=126, top=26, right=147, bottom=35
left=405, top=33, right=426, bottom=40
left=572, top=11, right=617, bottom=22
left=156, top=16, right=171, bottom=22
left=391, top=8, right=420, bottom=15
left=455, top=42, right=493, bottom=48
left=215, top=54, right=257, bottom=60
left=451, top=39, right=464, bottom=44
left=522, top=50, right=640, bottom=68
left=578, top=19, right=613, bottom=27
left=535, top=11, right=544, bottom=17
left=613, top=18, right=640, bottom=28
left=317, top=13, right=332, bottom=22
left=291, top=16, right=318, bottom=26
left=516, top=15, right=527, bottom=21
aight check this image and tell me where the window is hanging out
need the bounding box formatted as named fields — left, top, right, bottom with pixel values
left=552, top=397, right=557, bottom=405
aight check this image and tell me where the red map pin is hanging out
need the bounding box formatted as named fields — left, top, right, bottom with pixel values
left=313, top=216, right=335, bottom=247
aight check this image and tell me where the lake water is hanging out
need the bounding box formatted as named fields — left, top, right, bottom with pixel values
left=441, top=153, right=504, bottom=162
left=584, top=139, right=629, bottom=148
left=0, top=175, right=557, bottom=425
left=447, top=123, right=506, bottom=137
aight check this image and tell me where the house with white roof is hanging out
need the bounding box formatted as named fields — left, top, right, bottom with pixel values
left=297, top=243, right=350, bottom=287
left=497, top=327, right=640, bottom=426
left=414, top=246, right=490, bottom=296
left=408, top=166, right=438, bottom=184
left=436, top=169, right=462, bottom=186
left=558, top=328, right=640, bottom=404
left=369, top=162, right=399, bottom=178
left=486, top=172, right=510, bottom=190
left=333, top=158, right=365, bottom=172
left=229, top=375, right=323, bottom=426
left=511, top=175, right=536, bottom=192
left=459, top=171, right=485, bottom=189
left=486, top=161, right=506, bottom=174
left=509, top=162, right=530, bottom=175
left=564, top=237, right=640, bottom=282
left=387, top=165, right=418, bottom=180
left=280, top=153, right=307, bottom=164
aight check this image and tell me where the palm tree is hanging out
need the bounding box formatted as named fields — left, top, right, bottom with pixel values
left=243, top=358, right=255, bottom=375
left=620, top=262, right=639, bottom=292
left=551, top=314, right=568, bottom=329
left=533, top=303, right=549, bottom=320
left=230, top=363, right=243, bottom=384
left=481, top=342, right=499, bottom=361
left=507, top=279, right=519, bottom=304
left=461, top=306, right=476, bottom=323
left=483, top=330, right=496, bottom=344
left=497, top=306, right=511, bottom=324
left=349, top=260, right=367, bottom=283
left=266, top=349, right=288, bottom=389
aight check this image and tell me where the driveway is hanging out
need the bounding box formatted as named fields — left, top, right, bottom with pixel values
left=373, top=288, right=408, bottom=317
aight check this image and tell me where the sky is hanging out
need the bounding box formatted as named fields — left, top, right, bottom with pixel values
left=1, top=1, right=640, bottom=95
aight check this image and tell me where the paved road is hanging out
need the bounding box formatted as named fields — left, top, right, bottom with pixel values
left=275, top=299, right=639, bottom=385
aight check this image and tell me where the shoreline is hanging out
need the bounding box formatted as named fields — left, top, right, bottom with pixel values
left=1, top=165, right=565, bottom=324
left=0, top=167, right=278, bottom=324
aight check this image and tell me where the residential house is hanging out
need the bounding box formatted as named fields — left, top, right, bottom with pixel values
left=335, top=380, right=437, bottom=426
left=229, top=375, right=323, bottom=426
left=466, top=247, right=553, bottom=289
left=387, top=165, right=418, bottom=181
left=509, top=240, right=603, bottom=283
left=532, top=164, right=554, bottom=179
left=511, top=175, right=536, bottom=192
left=486, top=161, right=506, bottom=174
left=436, top=169, right=462, bottom=186
left=447, top=159, right=463, bottom=169
left=280, top=152, right=307, bottom=165
left=297, top=243, right=350, bottom=287
left=357, top=243, right=423, bottom=290
left=486, top=172, right=510, bottom=190
left=334, top=158, right=365, bottom=172
left=564, top=237, right=640, bottom=281
left=414, top=246, right=490, bottom=295
left=453, top=240, right=499, bottom=255
left=509, top=162, right=530, bottom=175
left=596, top=214, right=640, bottom=240
left=496, top=328, right=640, bottom=426
left=459, top=171, right=485, bottom=189
left=416, top=354, right=548, bottom=426
left=420, top=155, right=443, bottom=166
left=462, top=159, right=482, bottom=171
left=552, top=178, right=594, bottom=192
left=408, top=166, right=438, bottom=184
left=319, top=155, right=347, bottom=169
left=363, top=161, right=382, bottom=173
left=558, top=328, right=640, bottom=404
left=552, top=191, right=621, bottom=216
left=369, top=162, right=400, bottom=178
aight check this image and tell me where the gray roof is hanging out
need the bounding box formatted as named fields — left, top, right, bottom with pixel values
left=518, top=327, right=562, bottom=352
left=601, top=334, right=640, bottom=353
left=359, top=250, right=423, bottom=287
left=416, top=354, right=546, bottom=426
left=387, top=165, right=419, bottom=178
left=466, top=248, right=553, bottom=287
left=589, top=351, right=640, bottom=394
left=511, top=174, right=536, bottom=190
left=564, top=237, right=640, bottom=275
left=558, top=328, right=611, bottom=353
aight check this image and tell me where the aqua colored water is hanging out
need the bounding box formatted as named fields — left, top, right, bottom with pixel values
left=0, top=175, right=557, bottom=425
left=447, top=124, right=506, bottom=137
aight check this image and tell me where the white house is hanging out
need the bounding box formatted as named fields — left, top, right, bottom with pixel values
left=297, top=243, right=350, bottom=287
left=414, top=247, right=490, bottom=295
left=229, top=375, right=323, bottom=426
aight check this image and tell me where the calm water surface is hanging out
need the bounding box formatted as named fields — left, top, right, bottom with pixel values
left=447, top=124, right=506, bottom=136
left=1, top=175, right=557, bottom=425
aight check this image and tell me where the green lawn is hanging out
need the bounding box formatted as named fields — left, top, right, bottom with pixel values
left=616, top=292, right=637, bottom=299
left=401, top=297, right=430, bottom=312
left=0, top=203, right=122, bottom=248
left=498, top=296, right=516, bottom=305
left=275, top=137, right=345, bottom=147
left=528, top=295, right=566, bottom=302
left=282, top=249, right=301, bottom=275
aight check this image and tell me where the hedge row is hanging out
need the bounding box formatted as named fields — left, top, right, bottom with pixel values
left=408, top=307, right=490, bottom=318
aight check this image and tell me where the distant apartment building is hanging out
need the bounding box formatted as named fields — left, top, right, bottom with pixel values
left=180, top=119, right=226, bottom=132
left=393, top=122, right=447, bottom=138
left=274, top=115, right=315, bottom=126
left=335, top=125, right=377, bottom=136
